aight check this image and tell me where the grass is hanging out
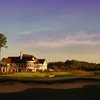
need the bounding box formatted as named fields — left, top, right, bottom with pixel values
left=0, top=71, right=72, bottom=77
left=0, top=71, right=100, bottom=82
left=0, top=71, right=73, bottom=81
left=71, top=70, right=94, bottom=76
left=0, top=85, right=100, bottom=100
left=0, top=71, right=100, bottom=100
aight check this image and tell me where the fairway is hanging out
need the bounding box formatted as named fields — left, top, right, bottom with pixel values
left=0, top=71, right=71, bottom=77
left=0, top=71, right=73, bottom=80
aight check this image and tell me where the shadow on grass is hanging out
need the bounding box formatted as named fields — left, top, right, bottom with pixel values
left=0, top=77, right=100, bottom=84
left=0, top=85, right=100, bottom=100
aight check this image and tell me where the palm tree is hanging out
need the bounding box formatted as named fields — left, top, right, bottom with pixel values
left=0, top=33, right=7, bottom=60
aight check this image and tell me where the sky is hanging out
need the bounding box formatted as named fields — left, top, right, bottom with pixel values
left=0, top=0, right=100, bottom=63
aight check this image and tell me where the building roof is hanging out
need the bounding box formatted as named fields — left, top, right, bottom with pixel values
left=2, top=58, right=11, bottom=63
left=0, top=58, right=11, bottom=66
left=35, top=59, right=46, bottom=64
left=22, top=54, right=36, bottom=58
left=1, top=54, right=45, bottom=64
left=8, top=57, right=34, bottom=63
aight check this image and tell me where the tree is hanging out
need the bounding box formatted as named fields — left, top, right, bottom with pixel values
left=0, top=33, right=7, bottom=60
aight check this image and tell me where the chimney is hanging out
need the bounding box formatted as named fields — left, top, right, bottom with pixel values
left=20, top=52, right=23, bottom=59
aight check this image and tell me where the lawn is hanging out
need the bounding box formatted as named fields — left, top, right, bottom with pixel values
left=0, top=71, right=72, bottom=77
left=0, top=71, right=74, bottom=81
left=0, top=71, right=100, bottom=82
left=0, top=71, right=100, bottom=100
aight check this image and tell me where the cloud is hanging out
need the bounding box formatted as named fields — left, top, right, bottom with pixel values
left=33, top=27, right=54, bottom=33
left=18, top=31, right=31, bottom=35
left=35, top=32, right=100, bottom=47
left=19, top=32, right=100, bottom=48
left=57, top=10, right=83, bottom=19
left=17, top=27, right=54, bottom=35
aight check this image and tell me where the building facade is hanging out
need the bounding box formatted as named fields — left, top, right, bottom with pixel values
left=0, top=52, right=47, bottom=73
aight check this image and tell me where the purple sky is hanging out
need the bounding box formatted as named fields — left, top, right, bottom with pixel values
left=0, top=0, right=100, bottom=63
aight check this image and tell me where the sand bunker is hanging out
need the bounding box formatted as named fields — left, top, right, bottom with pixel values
left=0, top=81, right=100, bottom=93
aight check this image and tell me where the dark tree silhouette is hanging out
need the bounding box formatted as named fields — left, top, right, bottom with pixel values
left=48, top=60, right=100, bottom=71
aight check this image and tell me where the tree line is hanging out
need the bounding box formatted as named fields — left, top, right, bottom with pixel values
left=48, top=60, right=100, bottom=71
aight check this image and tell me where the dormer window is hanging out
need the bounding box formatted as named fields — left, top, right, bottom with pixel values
left=32, top=57, right=34, bottom=60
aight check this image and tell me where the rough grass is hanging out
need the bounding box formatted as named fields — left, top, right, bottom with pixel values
left=72, top=70, right=94, bottom=76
